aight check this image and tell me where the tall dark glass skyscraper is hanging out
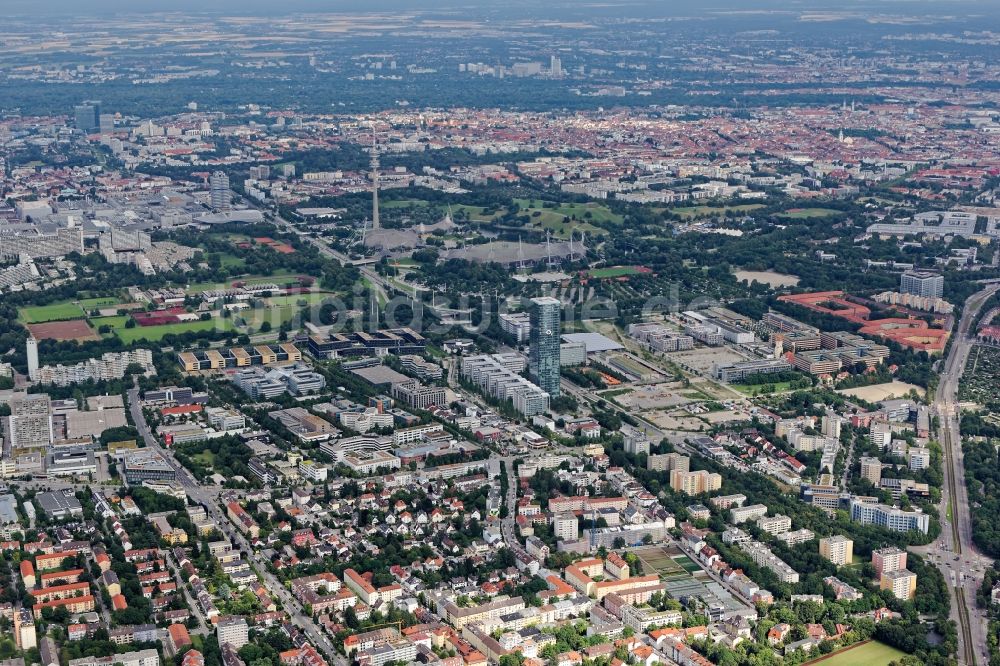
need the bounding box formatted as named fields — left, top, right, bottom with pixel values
left=529, top=296, right=561, bottom=397
left=74, top=101, right=100, bottom=132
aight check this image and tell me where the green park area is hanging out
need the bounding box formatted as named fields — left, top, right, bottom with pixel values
left=91, top=316, right=131, bottom=335
left=732, top=381, right=800, bottom=395
left=802, top=641, right=905, bottom=666
left=777, top=207, right=842, bottom=219
left=114, top=319, right=238, bottom=344
left=589, top=266, right=648, bottom=279
left=512, top=198, right=619, bottom=237
left=19, top=302, right=86, bottom=323
left=186, top=271, right=305, bottom=293
left=78, top=296, right=124, bottom=309
left=377, top=196, right=620, bottom=239
left=668, top=204, right=765, bottom=220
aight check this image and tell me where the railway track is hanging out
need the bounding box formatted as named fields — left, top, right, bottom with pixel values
left=955, top=587, right=976, bottom=666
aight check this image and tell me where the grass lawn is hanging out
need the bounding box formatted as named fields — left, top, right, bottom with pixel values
left=239, top=306, right=301, bottom=329
left=358, top=277, right=386, bottom=307
left=590, top=266, right=647, bottom=279
left=668, top=204, right=764, bottom=220
left=79, top=296, right=122, bottom=309
left=187, top=271, right=303, bottom=293
left=217, top=253, right=246, bottom=268
left=732, top=381, right=798, bottom=395
left=264, top=295, right=307, bottom=307
left=389, top=257, right=420, bottom=267
left=20, top=302, right=86, bottom=323
left=513, top=198, right=617, bottom=238
left=382, top=199, right=431, bottom=209
left=90, top=316, right=131, bottom=333
left=802, top=641, right=905, bottom=666
left=114, top=319, right=237, bottom=343
left=778, top=207, right=842, bottom=219
left=453, top=204, right=504, bottom=223
left=192, top=450, right=216, bottom=467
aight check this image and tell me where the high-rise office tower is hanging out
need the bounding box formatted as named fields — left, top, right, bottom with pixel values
left=550, top=55, right=562, bottom=77
left=210, top=171, right=231, bottom=211
left=529, top=296, right=561, bottom=397
left=99, top=113, right=115, bottom=135
left=26, top=336, right=39, bottom=381
left=73, top=101, right=101, bottom=132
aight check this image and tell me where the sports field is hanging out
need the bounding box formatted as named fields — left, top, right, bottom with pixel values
left=186, top=272, right=307, bottom=293
left=589, top=266, right=649, bottom=279
left=20, top=302, right=85, bottom=323
left=91, top=316, right=131, bottom=334
left=114, top=319, right=237, bottom=343
left=802, top=640, right=906, bottom=666
left=27, top=320, right=100, bottom=342
left=78, top=296, right=123, bottom=309
left=777, top=207, right=842, bottom=219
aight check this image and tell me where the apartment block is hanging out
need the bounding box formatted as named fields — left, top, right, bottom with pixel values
left=872, top=546, right=907, bottom=575
left=880, top=569, right=917, bottom=600
left=669, top=469, right=721, bottom=495
left=647, top=453, right=690, bottom=473
left=818, top=536, right=853, bottom=566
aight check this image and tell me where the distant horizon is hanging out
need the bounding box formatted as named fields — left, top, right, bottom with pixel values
left=8, top=0, right=1000, bottom=18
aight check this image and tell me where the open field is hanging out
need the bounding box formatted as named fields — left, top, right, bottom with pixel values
left=838, top=381, right=925, bottom=402
left=589, top=266, right=650, bottom=279
left=453, top=204, right=504, bottom=223
left=217, top=253, right=247, bottom=268
left=114, top=319, right=237, bottom=343
left=186, top=271, right=306, bottom=293
left=668, top=204, right=764, bottom=220
left=733, top=269, right=799, bottom=288
left=615, top=383, right=692, bottom=410
left=802, top=641, right=905, bottom=666
left=733, top=381, right=800, bottom=395
left=512, top=198, right=618, bottom=238
left=27, top=320, right=99, bottom=342
left=263, top=292, right=340, bottom=307
left=78, top=296, right=123, bottom=309
left=632, top=545, right=688, bottom=578
left=238, top=305, right=302, bottom=329
left=777, top=207, right=842, bottom=219
left=382, top=198, right=431, bottom=209
left=91, top=316, right=131, bottom=333
left=19, top=302, right=85, bottom=323
left=666, top=347, right=747, bottom=374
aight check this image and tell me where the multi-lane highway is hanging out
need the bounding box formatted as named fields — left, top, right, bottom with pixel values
left=922, top=283, right=998, bottom=666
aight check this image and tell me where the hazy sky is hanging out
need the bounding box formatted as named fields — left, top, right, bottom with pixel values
left=9, top=0, right=1000, bottom=15
left=7, top=0, right=1000, bottom=17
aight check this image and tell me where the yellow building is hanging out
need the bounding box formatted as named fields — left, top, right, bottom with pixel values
left=669, top=469, right=722, bottom=495
left=255, top=345, right=277, bottom=365
left=818, top=535, right=854, bottom=566
left=231, top=347, right=252, bottom=367
left=177, top=352, right=200, bottom=372
left=880, top=569, right=917, bottom=600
